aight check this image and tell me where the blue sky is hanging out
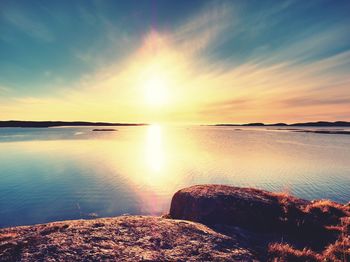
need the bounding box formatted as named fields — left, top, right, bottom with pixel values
left=0, top=0, right=350, bottom=123
left=0, top=0, right=205, bottom=94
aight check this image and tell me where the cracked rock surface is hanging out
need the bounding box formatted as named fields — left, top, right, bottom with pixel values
left=0, top=215, right=256, bottom=261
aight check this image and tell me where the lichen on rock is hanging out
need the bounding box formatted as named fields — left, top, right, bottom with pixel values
left=0, top=215, right=255, bottom=261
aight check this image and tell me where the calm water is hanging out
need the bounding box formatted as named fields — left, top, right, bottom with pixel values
left=0, top=125, right=349, bottom=228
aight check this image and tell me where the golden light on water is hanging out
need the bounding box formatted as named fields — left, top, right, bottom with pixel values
left=5, top=125, right=348, bottom=210
left=145, top=124, right=165, bottom=173
left=11, top=124, right=340, bottom=199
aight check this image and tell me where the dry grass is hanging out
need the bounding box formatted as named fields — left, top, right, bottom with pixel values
left=323, top=235, right=350, bottom=262
left=303, top=200, right=350, bottom=226
left=269, top=216, right=350, bottom=262
left=310, top=200, right=341, bottom=207
left=323, top=217, right=350, bottom=262
left=264, top=192, right=349, bottom=261
left=268, top=243, right=320, bottom=261
left=0, top=233, right=18, bottom=242
left=269, top=238, right=349, bottom=262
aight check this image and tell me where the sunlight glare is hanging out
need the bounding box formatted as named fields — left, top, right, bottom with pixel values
left=144, top=74, right=169, bottom=106
left=145, top=124, right=164, bottom=173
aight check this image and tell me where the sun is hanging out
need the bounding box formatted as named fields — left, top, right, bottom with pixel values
left=144, top=73, right=170, bottom=107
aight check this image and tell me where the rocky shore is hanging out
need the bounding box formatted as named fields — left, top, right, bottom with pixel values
left=1, top=185, right=349, bottom=261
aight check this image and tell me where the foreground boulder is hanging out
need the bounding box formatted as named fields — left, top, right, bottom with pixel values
left=170, top=185, right=308, bottom=231
left=170, top=185, right=349, bottom=261
left=0, top=216, right=255, bottom=261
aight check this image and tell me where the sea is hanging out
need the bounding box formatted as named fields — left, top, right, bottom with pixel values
left=0, top=125, right=349, bottom=227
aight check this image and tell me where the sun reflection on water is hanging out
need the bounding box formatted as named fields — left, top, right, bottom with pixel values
left=2, top=125, right=350, bottom=226
left=145, top=124, right=165, bottom=173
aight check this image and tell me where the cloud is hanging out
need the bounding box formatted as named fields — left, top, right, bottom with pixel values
left=171, top=1, right=234, bottom=55
left=282, top=97, right=350, bottom=107
left=1, top=1, right=349, bottom=123
left=259, top=24, right=350, bottom=66
left=0, top=85, right=11, bottom=95
left=1, top=6, right=54, bottom=42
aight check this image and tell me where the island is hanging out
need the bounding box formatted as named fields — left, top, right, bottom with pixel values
left=293, top=129, right=350, bottom=135
left=212, top=121, right=350, bottom=135
left=92, top=129, right=117, bottom=132
left=1, top=120, right=350, bottom=128
left=0, top=121, right=146, bottom=128
left=0, top=185, right=348, bottom=261
left=213, top=121, right=350, bottom=127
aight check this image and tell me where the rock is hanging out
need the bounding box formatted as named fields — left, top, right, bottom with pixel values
left=169, top=184, right=308, bottom=231
left=92, top=129, right=117, bottom=131
left=169, top=185, right=350, bottom=259
left=0, top=216, right=256, bottom=262
left=1, top=185, right=348, bottom=261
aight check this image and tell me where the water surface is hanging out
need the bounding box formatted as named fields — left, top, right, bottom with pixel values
left=0, top=125, right=349, bottom=227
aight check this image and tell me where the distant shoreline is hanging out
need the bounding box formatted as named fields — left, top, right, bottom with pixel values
left=211, top=121, right=350, bottom=127
left=0, top=121, right=147, bottom=128
left=1, top=120, right=350, bottom=128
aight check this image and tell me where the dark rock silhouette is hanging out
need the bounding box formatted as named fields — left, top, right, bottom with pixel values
left=214, top=121, right=350, bottom=127
left=293, top=130, right=350, bottom=135
left=0, top=121, right=145, bottom=128
left=2, top=120, right=350, bottom=128
left=270, top=123, right=288, bottom=126
left=290, top=121, right=350, bottom=127
left=242, top=123, right=265, bottom=126
left=92, top=129, right=117, bottom=132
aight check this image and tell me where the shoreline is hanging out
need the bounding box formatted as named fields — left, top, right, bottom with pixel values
left=1, top=185, right=348, bottom=261
left=1, top=120, right=350, bottom=128
left=0, top=121, right=147, bottom=128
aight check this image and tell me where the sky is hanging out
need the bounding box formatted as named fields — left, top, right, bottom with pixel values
left=0, top=0, right=350, bottom=124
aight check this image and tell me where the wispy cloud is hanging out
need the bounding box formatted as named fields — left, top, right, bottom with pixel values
left=282, top=96, right=350, bottom=107
left=1, top=6, right=54, bottom=42
left=172, top=1, right=234, bottom=55
left=0, top=85, right=11, bottom=95
left=1, top=1, right=349, bottom=123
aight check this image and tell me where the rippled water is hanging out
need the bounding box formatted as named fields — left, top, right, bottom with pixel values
left=0, top=125, right=349, bottom=227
